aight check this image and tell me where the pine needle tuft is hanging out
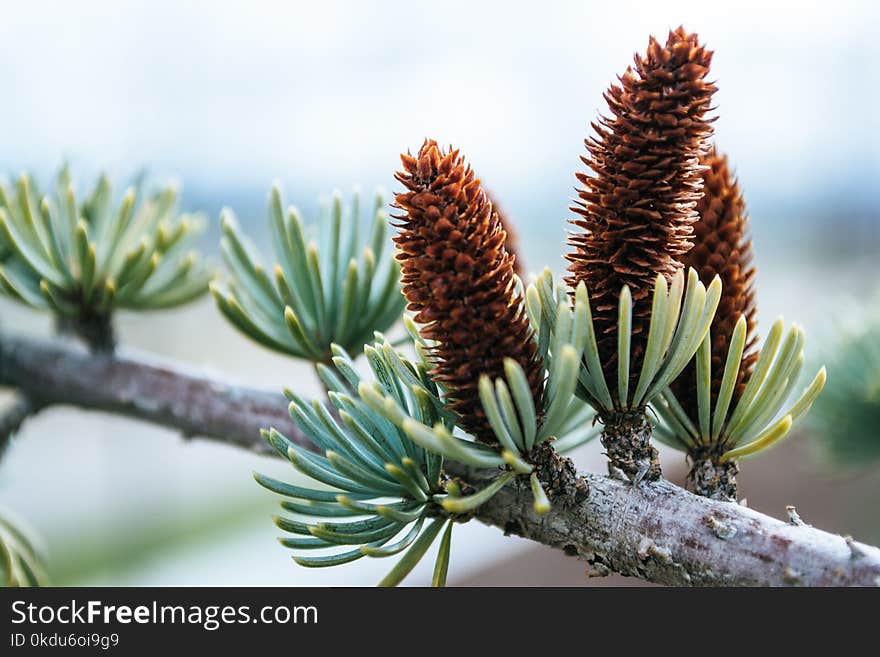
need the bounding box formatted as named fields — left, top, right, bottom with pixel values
left=670, top=146, right=758, bottom=423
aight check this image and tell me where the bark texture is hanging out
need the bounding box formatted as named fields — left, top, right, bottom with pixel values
left=600, top=411, right=661, bottom=483
left=55, top=311, right=117, bottom=354
left=2, top=331, right=878, bottom=586
left=687, top=450, right=739, bottom=502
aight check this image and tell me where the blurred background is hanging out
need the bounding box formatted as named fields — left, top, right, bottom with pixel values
left=1, top=0, right=878, bottom=585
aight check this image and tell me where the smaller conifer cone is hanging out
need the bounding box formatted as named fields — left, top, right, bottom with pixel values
left=670, top=146, right=758, bottom=432
left=393, top=140, right=542, bottom=443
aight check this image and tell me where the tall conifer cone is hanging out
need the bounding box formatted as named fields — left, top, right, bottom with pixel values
left=393, top=140, right=542, bottom=443
left=669, top=146, right=758, bottom=499
left=566, top=26, right=717, bottom=397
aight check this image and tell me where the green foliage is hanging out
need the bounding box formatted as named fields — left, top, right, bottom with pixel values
left=655, top=317, right=826, bottom=462
left=808, top=314, right=880, bottom=466
left=0, top=167, right=211, bottom=318
left=257, top=335, right=488, bottom=586
left=526, top=268, right=721, bottom=415
left=212, top=186, right=406, bottom=363
left=472, top=279, right=597, bottom=509
left=350, top=266, right=723, bottom=518
left=0, top=511, right=47, bottom=587
left=360, top=286, right=599, bottom=515
left=359, top=325, right=529, bottom=509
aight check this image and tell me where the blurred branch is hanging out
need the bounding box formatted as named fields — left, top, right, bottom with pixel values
left=0, top=393, right=43, bottom=460
left=0, top=334, right=284, bottom=457
left=2, top=331, right=879, bottom=586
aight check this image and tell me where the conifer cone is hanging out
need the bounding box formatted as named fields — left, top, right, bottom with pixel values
left=393, top=140, right=543, bottom=443
left=565, top=26, right=717, bottom=400
left=670, top=146, right=758, bottom=430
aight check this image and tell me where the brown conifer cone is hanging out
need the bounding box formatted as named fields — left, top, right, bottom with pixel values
left=669, top=146, right=758, bottom=500
left=566, top=26, right=717, bottom=402
left=671, top=146, right=758, bottom=423
left=393, top=139, right=542, bottom=443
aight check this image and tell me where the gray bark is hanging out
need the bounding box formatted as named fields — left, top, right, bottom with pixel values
left=0, top=393, right=42, bottom=460
left=2, top=331, right=879, bottom=586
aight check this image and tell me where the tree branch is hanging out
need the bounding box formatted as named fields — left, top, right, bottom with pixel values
left=2, top=331, right=879, bottom=586
left=0, top=393, right=43, bottom=460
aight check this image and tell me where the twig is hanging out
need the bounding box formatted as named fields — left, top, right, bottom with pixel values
left=786, top=505, right=808, bottom=527
left=1, top=331, right=879, bottom=586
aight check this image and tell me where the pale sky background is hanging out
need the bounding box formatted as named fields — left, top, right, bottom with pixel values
left=1, top=0, right=878, bottom=586
left=2, top=0, right=878, bottom=247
